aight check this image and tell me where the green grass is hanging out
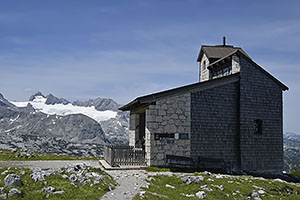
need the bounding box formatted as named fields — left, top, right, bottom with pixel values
left=145, top=166, right=171, bottom=172
left=0, top=149, right=101, bottom=161
left=145, top=166, right=225, bottom=173
left=133, top=172, right=300, bottom=200
left=290, top=170, right=300, bottom=179
left=0, top=167, right=115, bottom=200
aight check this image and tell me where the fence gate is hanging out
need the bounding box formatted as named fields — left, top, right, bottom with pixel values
left=104, top=146, right=146, bottom=167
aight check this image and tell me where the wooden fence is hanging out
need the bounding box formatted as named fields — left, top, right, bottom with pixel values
left=103, top=145, right=146, bottom=167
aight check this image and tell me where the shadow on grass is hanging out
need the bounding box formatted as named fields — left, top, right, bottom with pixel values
left=146, top=166, right=226, bottom=174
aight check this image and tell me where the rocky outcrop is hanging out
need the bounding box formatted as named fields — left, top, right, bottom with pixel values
left=0, top=95, right=107, bottom=156
left=72, top=98, right=120, bottom=111
left=4, top=174, right=23, bottom=187
left=100, top=111, right=129, bottom=146
left=28, top=92, right=45, bottom=101
left=0, top=91, right=130, bottom=156
left=0, top=93, right=15, bottom=108
left=181, top=176, right=205, bottom=184
left=45, top=94, right=70, bottom=105
left=7, top=188, right=22, bottom=198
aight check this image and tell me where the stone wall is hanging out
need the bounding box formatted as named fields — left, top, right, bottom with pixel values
left=200, top=54, right=210, bottom=82
left=145, top=93, right=191, bottom=166
left=239, top=56, right=283, bottom=172
left=190, top=81, right=240, bottom=169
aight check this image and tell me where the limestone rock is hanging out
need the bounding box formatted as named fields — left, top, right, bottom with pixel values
left=182, top=176, right=204, bottom=184
left=251, top=190, right=262, bottom=200
left=165, top=184, right=175, bottom=189
left=200, top=185, right=213, bottom=192
left=53, top=190, right=64, bottom=194
left=42, top=186, right=56, bottom=193
left=4, top=174, right=22, bottom=187
left=180, top=193, right=195, bottom=197
left=69, top=174, right=77, bottom=182
left=7, top=188, right=22, bottom=198
left=61, top=174, right=68, bottom=179
left=211, top=184, right=224, bottom=191
left=30, top=172, right=45, bottom=182
left=195, top=191, right=207, bottom=199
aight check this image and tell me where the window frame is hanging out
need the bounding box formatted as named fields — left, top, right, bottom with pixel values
left=254, top=119, right=263, bottom=135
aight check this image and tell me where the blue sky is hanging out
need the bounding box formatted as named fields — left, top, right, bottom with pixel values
left=0, top=0, right=299, bottom=133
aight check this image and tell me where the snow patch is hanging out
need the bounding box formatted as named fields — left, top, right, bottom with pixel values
left=10, top=115, right=20, bottom=123
left=4, top=128, right=15, bottom=133
left=10, top=97, right=117, bottom=122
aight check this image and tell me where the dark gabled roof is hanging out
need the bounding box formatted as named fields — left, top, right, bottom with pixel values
left=206, top=49, right=289, bottom=91
left=197, top=45, right=249, bottom=62
left=119, top=73, right=241, bottom=111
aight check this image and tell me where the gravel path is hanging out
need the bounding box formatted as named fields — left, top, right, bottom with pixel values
left=0, top=160, right=101, bottom=169
left=100, top=169, right=174, bottom=200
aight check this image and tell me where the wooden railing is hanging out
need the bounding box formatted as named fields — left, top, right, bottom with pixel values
left=104, top=145, right=146, bottom=167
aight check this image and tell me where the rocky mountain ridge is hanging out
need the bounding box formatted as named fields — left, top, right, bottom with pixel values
left=0, top=92, right=129, bottom=156
left=283, top=132, right=300, bottom=171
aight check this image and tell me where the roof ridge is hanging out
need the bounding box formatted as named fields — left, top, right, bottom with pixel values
left=119, top=73, right=241, bottom=111
left=202, top=45, right=242, bottom=48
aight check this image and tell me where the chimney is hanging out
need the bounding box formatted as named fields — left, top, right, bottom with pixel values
left=223, top=36, right=226, bottom=46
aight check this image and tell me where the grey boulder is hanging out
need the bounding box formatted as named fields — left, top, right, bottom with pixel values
left=195, top=191, right=207, bottom=199
left=42, top=186, right=56, bottom=193
left=181, top=176, right=204, bottom=184
left=7, top=188, right=22, bottom=198
left=4, top=174, right=22, bottom=187
left=251, top=190, right=262, bottom=200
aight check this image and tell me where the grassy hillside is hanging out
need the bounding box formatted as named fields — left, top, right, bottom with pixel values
left=0, top=166, right=115, bottom=199
left=0, top=149, right=100, bottom=161
left=134, top=171, right=300, bottom=200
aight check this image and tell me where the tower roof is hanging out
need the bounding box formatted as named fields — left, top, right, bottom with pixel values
left=197, top=45, right=249, bottom=62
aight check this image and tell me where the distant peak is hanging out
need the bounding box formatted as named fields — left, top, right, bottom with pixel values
left=45, top=93, right=70, bottom=105
left=0, top=92, right=16, bottom=108
left=29, top=91, right=45, bottom=101
left=46, top=93, right=55, bottom=98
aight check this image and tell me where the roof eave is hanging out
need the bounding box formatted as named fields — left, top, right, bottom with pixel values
left=119, top=99, right=139, bottom=111
left=205, top=50, right=288, bottom=91
left=196, top=48, right=204, bottom=62
left=239, top=54, right=289, bottom=91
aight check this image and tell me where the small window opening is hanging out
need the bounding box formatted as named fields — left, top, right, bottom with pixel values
left=254, top=119, right=263, bottom=135
left=202, top=60, right=206, bottom=70
left=211, top=66, right=232, bottom=79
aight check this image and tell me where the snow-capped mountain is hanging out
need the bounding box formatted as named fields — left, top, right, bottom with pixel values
left=0, top=92, right=129, bottom=156
left=10, top=94, right=118, bottom=122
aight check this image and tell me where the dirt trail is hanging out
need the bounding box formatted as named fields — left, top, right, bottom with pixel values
left=0, top=160, right=101, bottom=169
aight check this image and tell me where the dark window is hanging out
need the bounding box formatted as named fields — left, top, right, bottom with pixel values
left=202, top=60, right=206, bottom=71
left=254, top=119, right=263, bottom=135
left=211, top=66, right=232, bottom=79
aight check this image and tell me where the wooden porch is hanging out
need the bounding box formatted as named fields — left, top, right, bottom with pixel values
left=103, top=145, right=146, bottom=167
